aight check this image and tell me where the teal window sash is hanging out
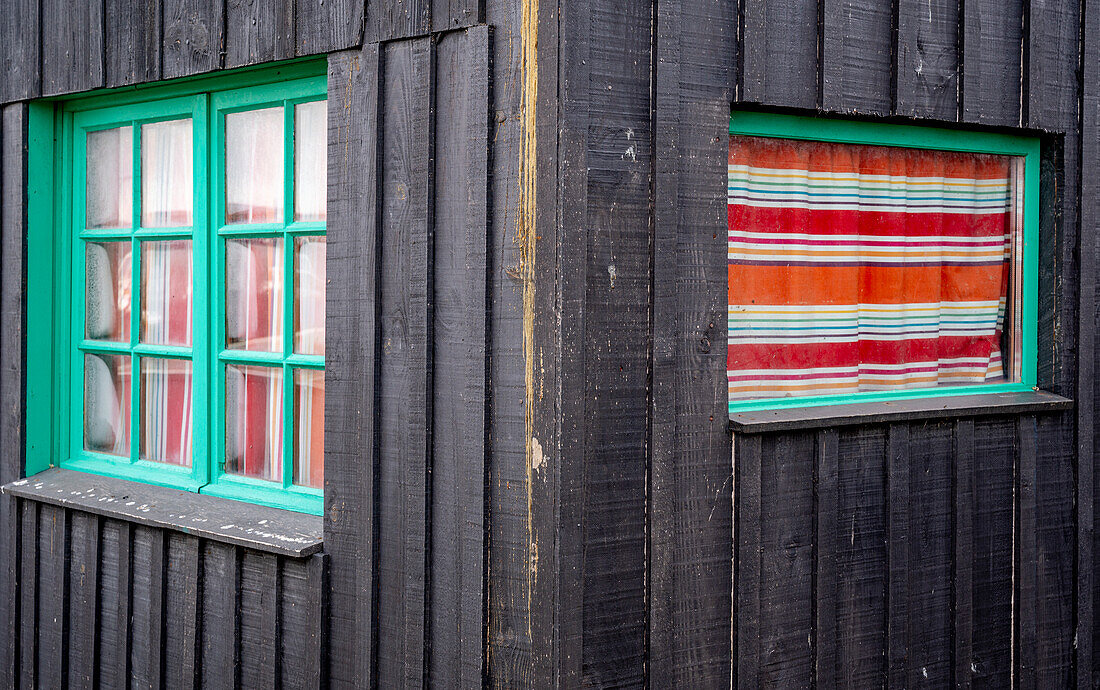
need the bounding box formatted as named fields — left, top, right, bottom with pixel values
left=26, top=63, right=327, bottom=515
left=727, top=111, right=1041, bottom=415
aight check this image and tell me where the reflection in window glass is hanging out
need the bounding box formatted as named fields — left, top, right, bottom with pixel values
left=140, top=357, right=193, bottom=466
left=293, top=368, right=324, bottom=488
left=85, top=242, right=132, bottom=342
left=141, top=240, right=193, bottom=346
left=294, top=236, right=326, bottom=355
left=141, top=119, right=193, bottom=227
left=86, top=126, right=133, bottom=229
left=225, top=364, right=283, bottom=482
left=727, top=136, right=1021, bottom=404
left=226, top=238, right=284, bottom=352
left=84, top=353, right=131, bottom=456
left=294, top=101, right=327, bottom=222
left=225, top=107, right=284, bottom=224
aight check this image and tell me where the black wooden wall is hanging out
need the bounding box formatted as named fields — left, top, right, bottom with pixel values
left=1, top=0, right=1098, bottom=688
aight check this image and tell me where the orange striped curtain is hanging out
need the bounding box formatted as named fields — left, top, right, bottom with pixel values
left=728, top=136, right=1016, bottom=404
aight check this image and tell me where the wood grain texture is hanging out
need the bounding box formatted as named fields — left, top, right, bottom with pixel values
left=813, top=429, right=838, bottom=687
left=1016, top=415, right=1038, bottom=687
left=377, top=36, right=433, bottom=688
left=164, top=533, right=201, bottom=690
left=66, top=512, right=99, bottom=690
left=0, top=103, right=26, bottom=690
left=201, top=542, right=240, bottom=689
left=886, top=423, right=909, bottom=687
left=0, top=0, right=41, bottom=102
left=734, top=434, right=762, bottom=689
left=97, top=520, right=132, bottom=690
left=429, top=26, right=490, bottom=690
left=821, top=0, right=894, bottom=114
left=295, top=0, right=363, bottom=56
left=40, top=0, right=105, bottom=97
left=19, top=502, right=37, bottom=690
left=972, top=418, right=1014, bottom=686
left=431, top=0, right=482, bottom=31
left=896, top=0, right=959, bottom=120
left=162, top=0, right=225, bottom=78
left=649, top=0, right=735, bottom=683
left=740, top=0, right=819, bottom=108
left=281, top=555, right=325, bottom=689
left=129, top=526, right=166, bottom=690
left=226, top=0, right=295, bottom=67
left=239, top=551, right=279, bottom=688
left=954, top=420, right=975, bottom=688
left=961, top=0, right=1023, bottom=125
left=365, top=0, right=431, bottom=43
left=105, top=0, right=162, bottom=87
left=36, top=504, right=69, bottom=689
left=834, top=427, right=887, bottom=688
left=324, top=45, right=382, bottom=690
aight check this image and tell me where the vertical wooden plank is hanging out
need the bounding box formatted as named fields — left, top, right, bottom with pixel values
left=740, top=0, right=819, bottom=107
left=895, top=0, right=959, bottom=120
left=377, top=35, right=433, bottom=689
left=835, top=428, right=888, bottom=688
left=907, top=422, right=954, bottom=687
left=961, top=0, right=1023, bottom=126
left=239, top=551, right=279, bottom=688
left=758, top=433, right=814, bottom=687
left=0, top=102, right=27, bottom=690
left=1017, top=415, right=1038, bottom=688
left=307, top=554, right=327, bottom=688
left=1082, top=7, right=1100, bottom=688
left=40, top=0, right=105, bottom=97
left=281, top=554, right=325, bottom=689
left=821, top=0, right=894, bottom=114
left=129, top=526, right=166, bottom=690
left=1033, top=413, right=1075, bottom=686
left=97, top=520, right=132, bottom=690
left=649, top=0, right=734, bottom=684
left=226, top=0, right=295, bottom=68
left=734, top=433, right=762, bottom=689
left=814, top=429, right=839, bottom=687
left=429, top=26, right=489, bottom=690
left=886, top=423, right=909, bottom=687
left=955, top=420, right=975, bottom=689
left=295, top=0, right=363, bottom=56
left=0, top=0, right=41, bottom=101
left=67, top=512, right=100, bottom=690
left=324, top=45, right=381, bottom=690
left=36, top=504, right=70, bottom=689
left=972, top=419, right=1014, bottom=687
left=164, top=533, right=201, bottom=690
left=19, top=501, right=38, bottom=690
left=201, top=542, right=240, bottom=689
left=162, top=0, right=225, bottom=78
left=365, top=0, right=431, bottom=43
left=431, top=0, right=481, bottom=31
left=105, top=0, right=162, bottom=87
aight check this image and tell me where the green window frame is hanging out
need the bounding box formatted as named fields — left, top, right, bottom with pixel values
left=25, top=61, right=327, bottom=515
left=727, top=111, right=1041, bottom=415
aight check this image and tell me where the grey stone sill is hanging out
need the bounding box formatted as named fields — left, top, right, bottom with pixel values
left=729, top=389, right=1073, bottom=434
left=1, top=467, right=323, bottom=558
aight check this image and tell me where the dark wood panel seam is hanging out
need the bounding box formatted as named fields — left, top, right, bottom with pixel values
left=423, top=35, right=438, bottom=690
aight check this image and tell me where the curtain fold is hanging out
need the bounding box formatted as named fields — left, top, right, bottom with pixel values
left=727, top=136, right=1015, bottom=403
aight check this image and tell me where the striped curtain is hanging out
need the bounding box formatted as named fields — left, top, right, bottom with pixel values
left=727, top=136, right=1015, bottom=403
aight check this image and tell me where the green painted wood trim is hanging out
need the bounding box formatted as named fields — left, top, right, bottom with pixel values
left=727, top=111, right=1042, bottom=415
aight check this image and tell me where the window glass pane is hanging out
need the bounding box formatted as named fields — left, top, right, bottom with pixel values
left=226, top=238, right=284, bottom=352
left=293, top=368, right=324, bottom=488
left=85, top=242, right=132, bottom=342
left=141, top=240, right=193, bottom=346
left=294, top=101, right=327, bottom=222
left=727, top=136, right=1020, bottom=404
left=225, top=364, right=282, bottom=482
left=140, top=358, right=193, bottom=466
left=225, top=107, right=284, bottom=224
left=84, top=353, right=131, bottom=456
left=141, top=119, right=193, bottom=227
left=86, top=126, right=133, bottom=229
left=294, top=236, right=326, bottom=355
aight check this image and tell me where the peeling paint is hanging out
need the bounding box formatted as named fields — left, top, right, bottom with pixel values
left=532, top=436, right=545, bottom=472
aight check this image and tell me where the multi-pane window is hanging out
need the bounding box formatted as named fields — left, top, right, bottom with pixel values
left=64, top=73, right=326, bottom=514
left=727, top=113, right=1039, bottom=414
